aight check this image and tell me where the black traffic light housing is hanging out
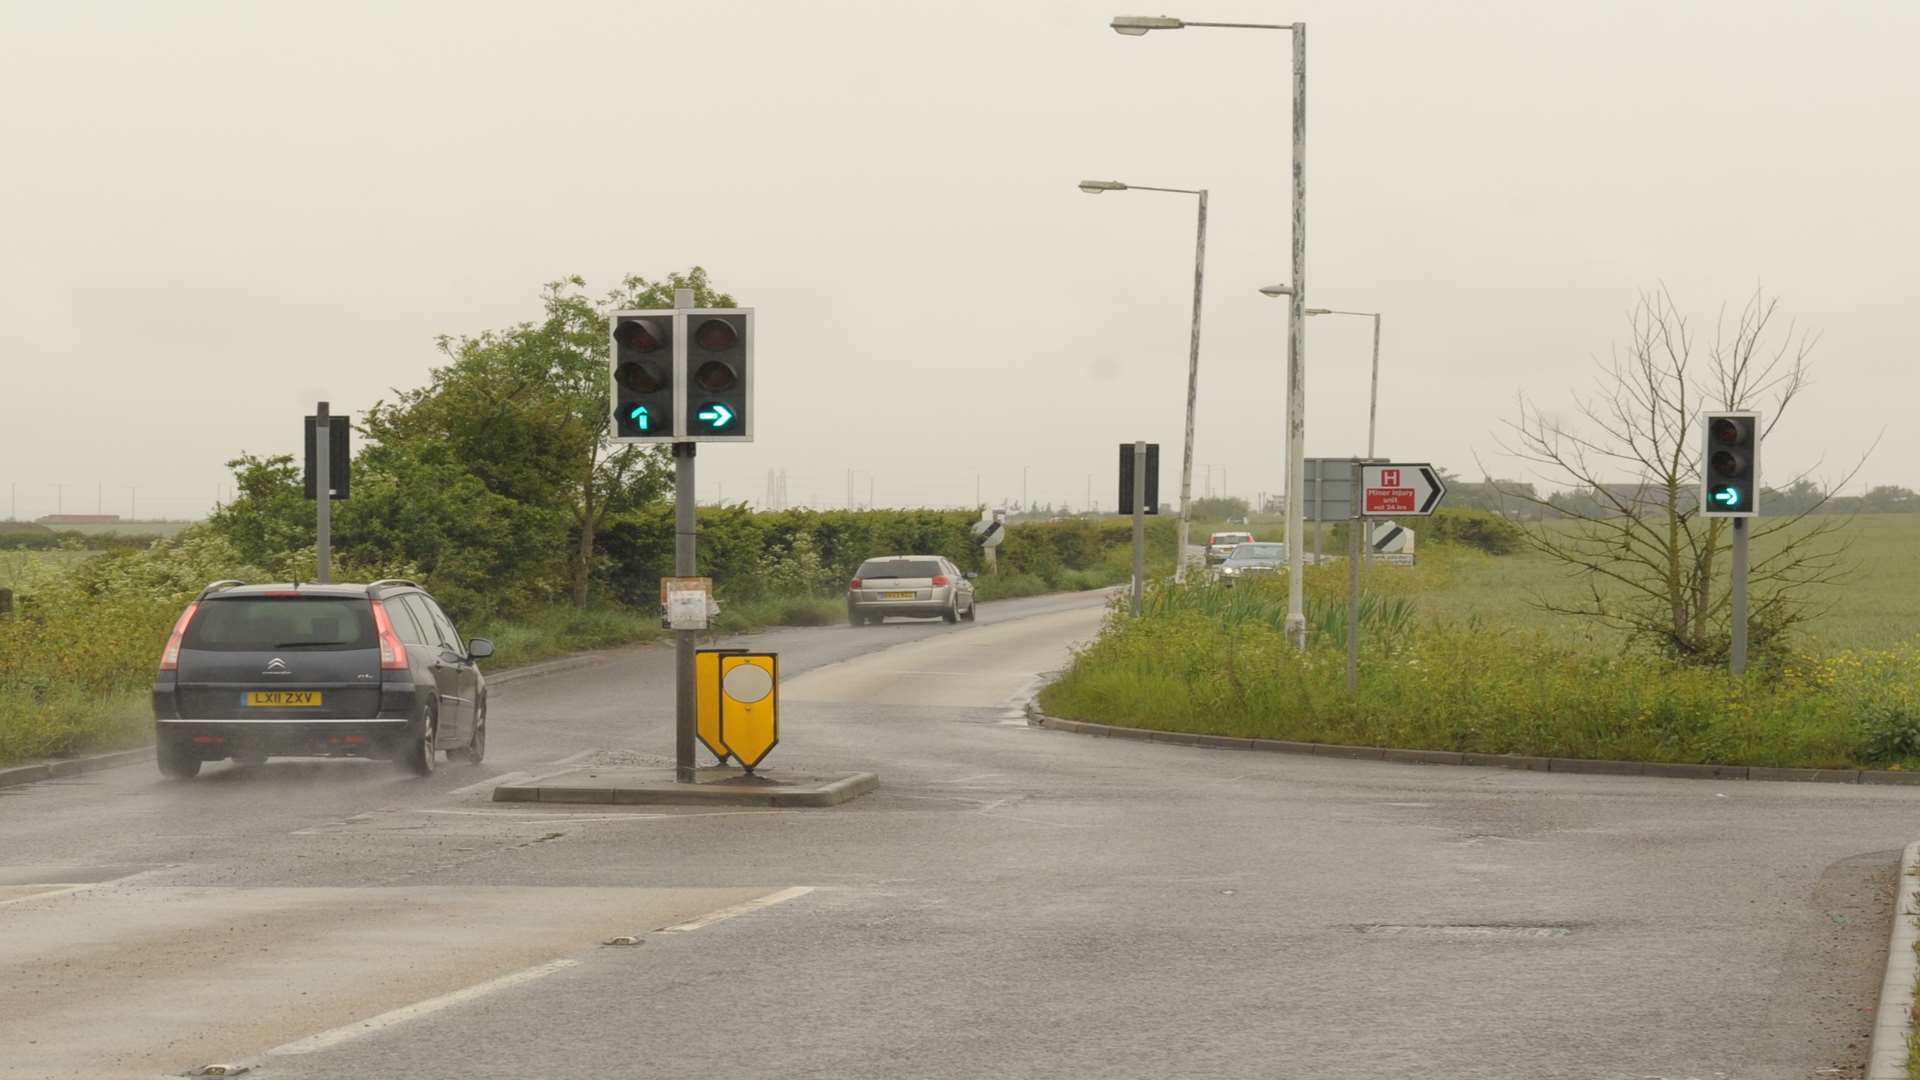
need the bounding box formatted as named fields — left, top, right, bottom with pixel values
left=685, top=311, right=751, bottom=441
left=611, top=314, right=674, bottom=441
left=609, top=307, right=754, bottom=443
left=1701, top=410, right=1759, bottom=517
left=1118, top=442, right=1161, bottom=515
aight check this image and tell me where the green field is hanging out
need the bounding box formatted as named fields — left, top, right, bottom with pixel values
left=1418, top=514, right=1920, bottom=652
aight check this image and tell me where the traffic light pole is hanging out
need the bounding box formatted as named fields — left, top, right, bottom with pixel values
left=1130, top=441, right=1147, bottom=617
left=1346, top=459, right=1361, bottom=692
left=315, top=400, right=331, bottom=584
left=1731, top=517, right=1749, bottom=676
left=674, top=441, right=697, bottom=782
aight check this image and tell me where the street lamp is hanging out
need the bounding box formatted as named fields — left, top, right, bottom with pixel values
left=1116, top=13, right=1307, bottom=647
left=1077, top=177, right=1210, bottom=583
left=1306, top=307, right=1383, bottom=459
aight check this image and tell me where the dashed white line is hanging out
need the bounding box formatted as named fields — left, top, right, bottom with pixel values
left=655, top=886, right=816, bottom=933
left=266, top=958, right=579, bottom=1056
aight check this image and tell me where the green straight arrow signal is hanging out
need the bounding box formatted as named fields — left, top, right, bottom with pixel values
left=697, top=403, right=735, bottom=429
left=628, top=404, right=651, bottom=431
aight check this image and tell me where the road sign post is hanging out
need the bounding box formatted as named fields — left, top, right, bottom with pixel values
left=1119, top=443, right=1158, bottom=616
left=313, top=402, right=330, bottom=583
left=1345, top=462, right=1447, bottom=684
left=1131, top=442, right=1147, bottom=617
left=1346, top=459, right=1361, bottom=691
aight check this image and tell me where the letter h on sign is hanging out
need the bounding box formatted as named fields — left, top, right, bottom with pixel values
left=1382, top=468, right=1401, bottom=487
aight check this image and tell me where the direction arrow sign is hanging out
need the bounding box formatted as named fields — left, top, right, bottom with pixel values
left=696, top=403, right=735, bottom=430
left=628, top=404, right=652, bottom=432
left=1361, top=463, right=1447, bottom=517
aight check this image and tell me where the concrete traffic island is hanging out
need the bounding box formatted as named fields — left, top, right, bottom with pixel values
left=492, top=765, right=877, bottom=807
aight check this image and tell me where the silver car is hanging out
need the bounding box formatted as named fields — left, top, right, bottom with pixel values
left=848, top=556, right=977, bottom=625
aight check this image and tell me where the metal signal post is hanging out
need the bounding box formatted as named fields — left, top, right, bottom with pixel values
left=1701, top=411, right=1760, bottom=676
left=612, top=289, right=756, bottom=782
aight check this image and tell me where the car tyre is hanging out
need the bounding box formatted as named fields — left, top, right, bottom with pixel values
left=450, top=697, right=486, bottom=765
left=156, top=737, right=201, bottom=780
left=848, top=608, right=865, bottom=627
left=403, top=702, right=438, bottom=777
left=942, top=598, right=960, bottom=624
left=963, top=598, right=977, bottom=622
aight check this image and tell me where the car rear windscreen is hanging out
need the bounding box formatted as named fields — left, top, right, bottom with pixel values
left=1213, top=534, right=1252, bottom=544
left=1228, top=544, right=1285, bottom=560
left=858, top=559, right=942, bottom=580
left=181, top=597, right=378, bottom=651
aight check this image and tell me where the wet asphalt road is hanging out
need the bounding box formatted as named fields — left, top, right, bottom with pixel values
left=1, top=587, right=1913, bottom=1079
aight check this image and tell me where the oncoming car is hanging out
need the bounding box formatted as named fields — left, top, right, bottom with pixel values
left=150, top=579, right=493, bottom=779
left=1216, top=542, right=1287, bottom=582
left=1206, top=531, right=1254, bottom=565
left=846, top=556, right=977, bottom=625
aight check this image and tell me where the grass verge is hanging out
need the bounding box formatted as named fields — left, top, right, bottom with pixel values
left=1039, top=586, right=1920, bottom=771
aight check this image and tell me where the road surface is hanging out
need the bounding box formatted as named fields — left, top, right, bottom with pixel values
left=0, top=588, right=1908, bottom=1079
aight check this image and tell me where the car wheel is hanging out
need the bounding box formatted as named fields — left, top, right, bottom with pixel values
left=403, top=702, right=438, bottom=777
left=942, top=598, right=960, bottom=624
left=963, top=597, right=977, bottom=622
left=451, top=697, right=486, bottom=765
left=156, top=737, right=201, bottom=780
left=848, top=608, right=865, bottom=627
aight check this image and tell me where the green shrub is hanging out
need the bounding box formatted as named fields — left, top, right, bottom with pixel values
left=1425, top=509, right=1525, bottom=555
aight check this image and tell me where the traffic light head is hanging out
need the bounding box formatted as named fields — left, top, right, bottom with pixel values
left=1701, top=411, right=1759, bottom=517
left=611, top=314, right=674, bottom=441
left=685, top=310, right=751, bottom=441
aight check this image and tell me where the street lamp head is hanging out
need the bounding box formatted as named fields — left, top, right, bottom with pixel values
left=1304, top=307, right=1331, bottom=315
left=1078, top=180, right=1129, bottom=194
left=1258, top=283, right=1293, bottom=298
left=1111, top=15, right=1184, bottom=35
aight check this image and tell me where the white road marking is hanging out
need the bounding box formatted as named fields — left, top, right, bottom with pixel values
left=447, top=771, right=529, bottom=796
left=655, top=886, right=815, bottom=932
left=266, top=958, right=579, bottom=1056
left=0, top=865, right=172, bottom=908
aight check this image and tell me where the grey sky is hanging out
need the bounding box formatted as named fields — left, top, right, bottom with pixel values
left=3, top=0, right=1914, bottom=519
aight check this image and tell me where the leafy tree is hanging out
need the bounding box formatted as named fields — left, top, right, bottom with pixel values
left=207, top=454, right=313, bottom=567
left=368, top=269, right=733, bottom=607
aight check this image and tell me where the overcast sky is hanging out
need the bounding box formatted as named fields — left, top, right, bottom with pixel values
left=3, top=0, right=1915, bottom=519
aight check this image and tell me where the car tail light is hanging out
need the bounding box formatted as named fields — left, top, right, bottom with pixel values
left=191, top=735, right=225, bottom=744
left=849, top=578, right=863, bottom=589
left=931, top=575, right=950, bottom=587
left=369, top=600, right=410, bottom=670
left=159, top=602, right=199, bottom=670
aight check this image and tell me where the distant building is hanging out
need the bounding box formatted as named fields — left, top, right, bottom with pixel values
left=36, top=514, right=120, bottom=525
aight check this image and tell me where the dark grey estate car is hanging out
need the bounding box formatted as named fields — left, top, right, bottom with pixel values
left=151, top=579, right=493, bottom=779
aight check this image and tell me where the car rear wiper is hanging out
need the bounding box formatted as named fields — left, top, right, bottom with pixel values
left=271, top=641, right=354, bottom=647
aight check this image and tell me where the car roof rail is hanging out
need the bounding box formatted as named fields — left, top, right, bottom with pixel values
left=198, top=579, right=246, bottom=599
left=367, top=579, right=420, bottom=592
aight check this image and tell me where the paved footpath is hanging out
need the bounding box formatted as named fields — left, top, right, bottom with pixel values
left=0, top=589, right=1906, bottom=1078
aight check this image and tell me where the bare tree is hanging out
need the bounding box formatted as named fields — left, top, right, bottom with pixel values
left=1487, top=287, right=1861, bottom=662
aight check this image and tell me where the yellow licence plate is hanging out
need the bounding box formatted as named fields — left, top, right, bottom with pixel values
left=883, top=591, right=916, bottom=600
left=246, top=690, right=323, bottom=707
